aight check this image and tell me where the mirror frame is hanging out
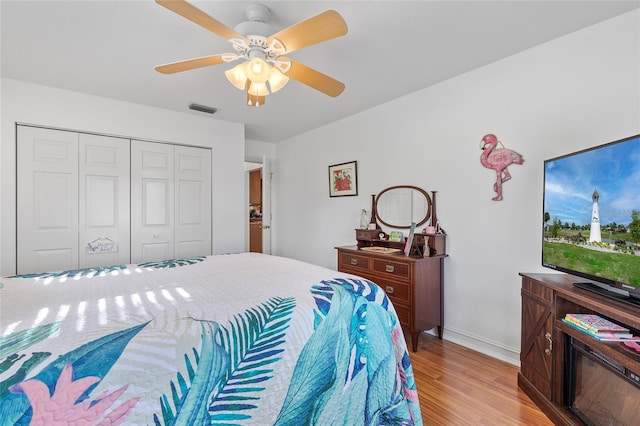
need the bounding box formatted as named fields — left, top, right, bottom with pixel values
left=374, top=185, right=432, bottom=229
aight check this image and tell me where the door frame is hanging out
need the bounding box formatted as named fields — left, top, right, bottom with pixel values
left=245, top=157, right=272, bottom=254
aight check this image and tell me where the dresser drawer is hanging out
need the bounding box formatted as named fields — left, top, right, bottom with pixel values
left=373, top=277, right=410, bottom=303
left=372, top=258, right=410, bottom=279
left=338, top=251, right=370, bottom=272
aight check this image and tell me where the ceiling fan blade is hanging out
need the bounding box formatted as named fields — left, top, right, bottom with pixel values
left=156, top=0, right=246, bottom=41
left=268, top=10, right=347, bottom=54
left=283, top=58, right=345, bottom=97
left=155, top=54, right=229, bottom=74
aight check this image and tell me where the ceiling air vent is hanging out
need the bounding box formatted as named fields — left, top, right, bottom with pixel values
left=189, top=103, right=217, bottom=114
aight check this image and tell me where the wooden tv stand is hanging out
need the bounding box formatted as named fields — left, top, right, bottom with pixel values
left=519, top=273, right=640, bottom=425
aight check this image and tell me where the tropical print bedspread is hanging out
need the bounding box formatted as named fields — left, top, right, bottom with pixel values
left=0, top=253, right=422, bottom=425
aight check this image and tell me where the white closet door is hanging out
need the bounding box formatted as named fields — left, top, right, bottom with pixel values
left=175, top=145, right=212, bottom=258
left=78, top=134, right=130, bottom=268
left=17, top=126, right=79, bottom=274
left=131, top=140, right=175, bottom=263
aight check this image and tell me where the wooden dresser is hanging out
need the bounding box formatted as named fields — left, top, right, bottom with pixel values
left=336, top=245, right=445, bottom=351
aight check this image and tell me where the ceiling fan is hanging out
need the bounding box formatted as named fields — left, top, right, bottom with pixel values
left=154, top=0, right=348, bottom=106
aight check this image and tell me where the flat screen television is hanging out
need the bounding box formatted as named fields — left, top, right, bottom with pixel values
left=542, top=133, right=640, bottom=306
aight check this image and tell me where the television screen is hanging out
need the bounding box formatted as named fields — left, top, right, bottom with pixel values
left=542, top=134, right=640, bottom=299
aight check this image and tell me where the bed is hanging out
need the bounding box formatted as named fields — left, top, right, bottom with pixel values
left=0, top=253, right=422, bottom=425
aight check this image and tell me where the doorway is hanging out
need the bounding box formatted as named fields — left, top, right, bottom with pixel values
left=245, top=159, right=272, bottom=254
left=248, top=165, right=263, bottom=253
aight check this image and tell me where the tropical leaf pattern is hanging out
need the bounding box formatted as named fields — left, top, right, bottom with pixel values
left=8, top=256, right=205, bottom=279
left=212, top=297, right=296, bottom=423
left=137, top=257, right=206, bottom=269
left=9, top=362, right=139, bottom=425
left=8, top=264, right=127, bottom=280
left=1, top=322, right=148, bottom=425
left=276, top=278, right=420, bottom=425
left=0, top=322, right=59, bottom=360
left=0, top=254, right=422, bottom=425
left=152, top=297, right=296, bottom=425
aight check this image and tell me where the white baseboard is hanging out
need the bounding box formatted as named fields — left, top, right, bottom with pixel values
left=430, top=327, right=521, bottom=367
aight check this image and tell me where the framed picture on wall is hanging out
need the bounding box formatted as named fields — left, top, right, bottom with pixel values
left=329, top=161, right=358, bottom=197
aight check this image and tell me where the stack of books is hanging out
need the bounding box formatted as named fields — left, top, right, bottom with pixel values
left=562, top=313, right=640, bottom=342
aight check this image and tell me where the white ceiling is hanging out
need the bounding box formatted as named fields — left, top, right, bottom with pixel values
left=2, top=1, right=639, bottom=143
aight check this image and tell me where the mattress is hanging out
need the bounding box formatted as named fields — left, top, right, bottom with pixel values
left=0, top=253, right=422, bottom=425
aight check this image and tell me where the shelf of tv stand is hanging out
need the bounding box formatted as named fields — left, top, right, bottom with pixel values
left=554, top=282, right=640, bottom=374
left=557, top=320, right=640, bottom=373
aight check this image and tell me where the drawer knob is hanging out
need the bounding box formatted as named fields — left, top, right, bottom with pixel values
left=385, top=265, right=394, bottom=273
left=385, top=285, right=394, bottom=294
left=350, top=258, right=358, bottom=265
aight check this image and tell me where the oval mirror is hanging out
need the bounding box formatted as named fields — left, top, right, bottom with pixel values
left=375, top=185, right=432, bottom=229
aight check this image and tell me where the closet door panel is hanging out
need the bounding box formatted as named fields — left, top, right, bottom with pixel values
left=79, top=134, right=130, bottom=268
left=131, top=140, right=175, bottom=263
left=175, top=146, right=212, bottom=258
left=17, top=126, right=79, bottom=274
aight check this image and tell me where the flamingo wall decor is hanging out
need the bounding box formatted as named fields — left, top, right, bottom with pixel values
left=479, top=133, right=524, bottom=201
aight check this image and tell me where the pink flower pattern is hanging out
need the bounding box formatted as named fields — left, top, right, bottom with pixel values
left=10, top=362, right=139, bottom=425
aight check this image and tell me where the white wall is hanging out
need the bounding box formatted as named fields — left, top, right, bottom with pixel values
left=272, top=10, right=640, bottom=364
left=1, top=78, right=246, bottom=276
left=245, top=138, right=276, bottom=163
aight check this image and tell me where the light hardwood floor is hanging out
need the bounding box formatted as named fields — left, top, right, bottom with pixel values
left=409, top=333, right=554, bottom=425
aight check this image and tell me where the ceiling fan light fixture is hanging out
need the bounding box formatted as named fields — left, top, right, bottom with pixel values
left=224, top=63, right=248, bottom=90
left=245, top=58, right=271, bottom=84
left=154, top=1, right=347, bottom=107
left=267, top=67, right=289, bottom=93
left=247, top=81, right=269, bottom=97
left=247, top=92, right=266, bottom=107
